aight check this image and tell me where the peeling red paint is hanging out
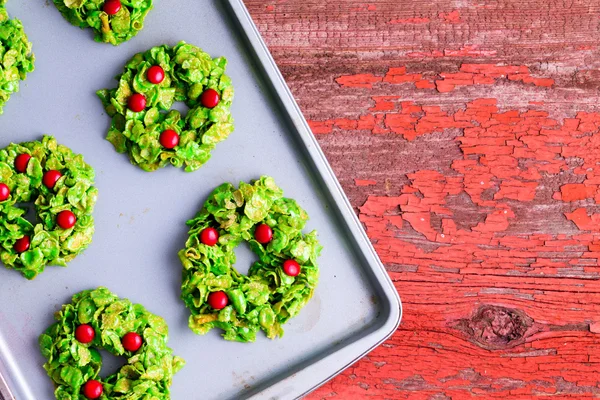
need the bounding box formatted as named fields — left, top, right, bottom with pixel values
left=383, top=66, right=426, bottom=85
left=557, top=184, right=597, bottom=202
left=350, top=4, right=377, bottom=11
left=435, top=64, right=555, bottom=92
left=336, top=73, right=382, bottom=89
left=369, top=96, right=399, bottom=112
left=307, top=120, right=333, bottom=134
left=565, top=208, right=600, bottom=232
left=355, top=179, right=377, bottom=186
left=335, top=64, right=553, bottom=92
left=309, top=94, right=600, bottom=283
left=439, top=10, right=461, bottom=23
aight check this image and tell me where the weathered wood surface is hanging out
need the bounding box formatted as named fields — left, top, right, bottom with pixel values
left=246, top=1, right=600, bottom=398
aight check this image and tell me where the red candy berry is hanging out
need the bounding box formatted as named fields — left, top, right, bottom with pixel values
left=57, top=210, right=77, bottom=229
left=14, top=154, right=31, bottom=173
left=122, top=332, right=143, bottom=352
left=82, top=380, right=103, bottom=399
left=254, top=224, right=273, bottom=244
left=0, top=183, right=9, bottom=201
left=128, top=93, right=146, bottom=112
left=147, top=65, right=165, bottom=84
left=283, top=260, right=301, bottom=277
left=160, top=129, right=179, bottom=149
left=200, top=89, right=220, bottom=108
left=75, top=324, right=95, bottom=344
left=200, top=227, right=219, bottom=246
left=103, top=0, right=121, bottom=15
left=43, top=170, right=62, bottom=189
left=208, top=291, right=229, bottom=310
left=13, top=236, right=30, bottom=253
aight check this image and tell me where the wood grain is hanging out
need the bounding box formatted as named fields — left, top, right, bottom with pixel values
left=245, top=1, right=600, bottom=398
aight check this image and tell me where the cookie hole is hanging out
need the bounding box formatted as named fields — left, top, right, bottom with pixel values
left=15, top=203, right=38, bottom=225
left=165, top=101, right=189, bottom=116
left=97, top=349, right=127, bottom=379
left=232, top=241, right=258, bottom=276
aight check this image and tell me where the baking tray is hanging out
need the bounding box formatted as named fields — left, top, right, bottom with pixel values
left=0, top=0, right=402, bottom=398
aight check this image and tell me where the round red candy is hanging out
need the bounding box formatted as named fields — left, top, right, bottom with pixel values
left=0, top=183, right=9, bottom=202
left=283, top=260, right=301, bottom=277
left=103, top=0, right=121, bottom=15
left=43, top=170, right=62, bottom=189
left=57, top=210, right=77, bottom=229
left=122, top=332, right=143, bottom=352
left=208, top=291, right=229, bottom=310
left=128, top=93, right=146, bottom=112
left=200, top=227, right=219, bottom=246
left=13, top=236, right=30, bottom=253
left=147, top=65, right=165, bottom=84
left=160, top=129, right=179, bottom=149
left=254, top=224, right=273, bottom=244
left=82, top=380, right=103, bottom=399
left=14, top=154, right=31, bottom=173
left=75, top=324, right=95, bottom=344
left=200, top=89, right=220, bottom=108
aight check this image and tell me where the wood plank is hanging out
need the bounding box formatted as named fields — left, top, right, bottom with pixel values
left=245, top=0, right=600, bottom=398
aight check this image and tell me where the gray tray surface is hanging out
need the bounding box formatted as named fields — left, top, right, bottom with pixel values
left=0, top=1, right=401, bottom=399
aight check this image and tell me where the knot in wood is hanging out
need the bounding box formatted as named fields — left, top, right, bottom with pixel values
left=453, top=305, right=533, bottom=350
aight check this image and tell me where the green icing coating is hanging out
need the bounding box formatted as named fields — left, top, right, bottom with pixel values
left=52, top=0, right=153, bottom=46
left=0, top=1, right=35, bottom=114
left=179, top=176, right=322, bottom=342
left=97, top=42, right=234, bottom=172
left=40, top=287, right=185, bottom=399
left=0, top=135, right=97, bottom=279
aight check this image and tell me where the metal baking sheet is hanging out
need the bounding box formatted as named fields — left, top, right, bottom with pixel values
left=0, top=0, right=402, bottom=398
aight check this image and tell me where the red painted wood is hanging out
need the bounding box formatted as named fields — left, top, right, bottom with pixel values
left=246, top=1, right=600, bottom=398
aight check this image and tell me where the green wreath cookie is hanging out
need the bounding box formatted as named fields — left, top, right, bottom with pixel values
left=52, top=0, right=153, bottom=46
left=0, top=0, right=35, bottom=114
left=97, top=42, right=234, bottom=172
left=179, top=176, right=322, bottom=342
left=0, top=135, right=97, bottom=279
left=39, top=287, right=185, bottom=400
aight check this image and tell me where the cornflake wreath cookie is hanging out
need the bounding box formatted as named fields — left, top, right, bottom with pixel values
left=179, top=176, right=322, bottom=342
left=0, top=135, right=97, bottom=279
left=0, top=0, right=35, bottom=114
left=39, top=287, right=185, bottom=400
left=52, top=0, right=153, bottom=46
left=97, top=42, right=234, bottom=172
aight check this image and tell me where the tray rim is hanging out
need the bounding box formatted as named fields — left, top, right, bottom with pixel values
left=0, top=328, right=33, bottom=400
left=224, top=0, right=402, bottom=398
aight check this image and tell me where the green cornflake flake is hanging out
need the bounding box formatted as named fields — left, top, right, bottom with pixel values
left=0, top=136, right=97, bottom=279
left=40, top=287, right=185, bottom=399
left=97, top=42, right=235, bottom=172
left=0, top=2, right=35, bottom=114
left=179, top=177, right=322, bottom=343
left=52, top=0, right=153, bottom=46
